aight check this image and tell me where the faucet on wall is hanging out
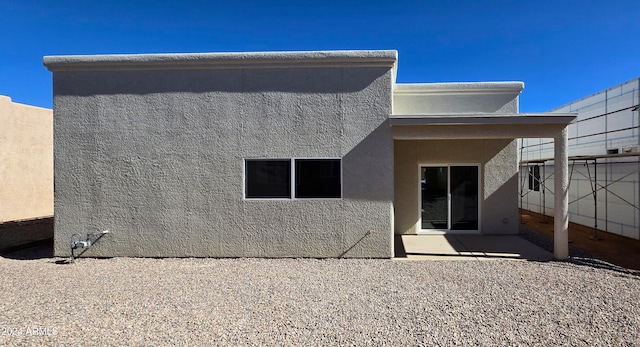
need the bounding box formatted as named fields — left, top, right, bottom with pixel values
left=70, top=230, right=110, bottom=263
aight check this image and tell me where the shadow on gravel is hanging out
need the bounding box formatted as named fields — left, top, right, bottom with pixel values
left=52, top=259, right=72, bottom=265
left=0, top=217, right=54, bottom=259
left=519, top=225, right=592, bottom=258
left=1, top=240, right=54, bottom=260
left=520, top=224, right=639, bottom=276
left=566, top=257, right=640, bottom=277
left=1, top=242, right=113, bottom=265
left=48, top=257, right=113, bottom=265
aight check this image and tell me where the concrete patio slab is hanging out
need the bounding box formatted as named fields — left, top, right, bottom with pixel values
left=394, top=234, right=554, bottom=261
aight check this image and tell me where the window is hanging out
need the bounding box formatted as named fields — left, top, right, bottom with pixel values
left=295, top=159, right=341, bottom=198
left=528, top=166, right=540, bottom=192
left=245, top=158, right=341, bottom=199
left=245, top=160, right=291, bottom=198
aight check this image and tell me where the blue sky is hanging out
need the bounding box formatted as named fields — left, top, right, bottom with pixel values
left=1, top=0, right=638, bottom=112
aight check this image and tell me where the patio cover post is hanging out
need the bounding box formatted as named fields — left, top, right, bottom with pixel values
left=554, top=127, right=569, bottom=259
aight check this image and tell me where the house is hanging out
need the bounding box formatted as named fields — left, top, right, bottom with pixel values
left=43, top=50, right=575, bottom=258
left=0, top=96, right=53, bottom=251
left=520, top=78, right=640, bottom=240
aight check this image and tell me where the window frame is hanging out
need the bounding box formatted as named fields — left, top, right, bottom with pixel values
left=244, top=159, right=292, bottom=200
left=243, top=157, right=342, bottom=200
left=528, top=165, right=540, bottom=192
left=418, top=163, right=481, bottom=234
left=294, top=158, right=342, bottom=199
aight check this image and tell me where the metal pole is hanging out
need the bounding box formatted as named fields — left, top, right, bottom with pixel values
left=591, top=158, right=600, bottom=240
left=631, top=78, right=640, bottom=241
left=604, top=90, right=608, bottom=236
left=542, top=162, right=546, bottom=223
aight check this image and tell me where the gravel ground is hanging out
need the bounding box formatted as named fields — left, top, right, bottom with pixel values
left=1, top=255, right=639, bottom=346
left=519, top=224, right=593, bottom=259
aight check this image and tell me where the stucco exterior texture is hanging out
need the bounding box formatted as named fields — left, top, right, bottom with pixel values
left=45, top=51, right=395, bottom=258
left=0, top=96, right=53, bottom=223
left=44, top=50, right=573, bottom=258
left=392, top=83, right=523, bottom=235
left=394, top=139, right=518, bottom=235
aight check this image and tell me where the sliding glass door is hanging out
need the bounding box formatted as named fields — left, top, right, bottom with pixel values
left=420, top=165, right=479, bottom=232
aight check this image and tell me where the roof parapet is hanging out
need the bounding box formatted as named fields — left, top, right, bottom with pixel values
left=393, top=82, right=525, bottom=115
left=394, top=82, right=525, bottom=95
left=43, top=50, right=398, bottom=72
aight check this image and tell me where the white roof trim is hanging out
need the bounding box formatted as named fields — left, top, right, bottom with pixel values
left=389, top=113, right=576, bottom=126
left=393, top=82, right=524, bottom=95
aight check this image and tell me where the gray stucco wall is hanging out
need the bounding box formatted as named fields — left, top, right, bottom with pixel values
left=49, top=54, right=395, bottom=258
left=394, top=139, right=519, bottom=235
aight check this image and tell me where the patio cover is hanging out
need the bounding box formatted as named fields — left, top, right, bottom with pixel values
left=390, top=113, right=576, bottom=259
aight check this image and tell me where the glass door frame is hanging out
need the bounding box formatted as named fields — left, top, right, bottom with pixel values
left=418, top=163, right=482, bottom=234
